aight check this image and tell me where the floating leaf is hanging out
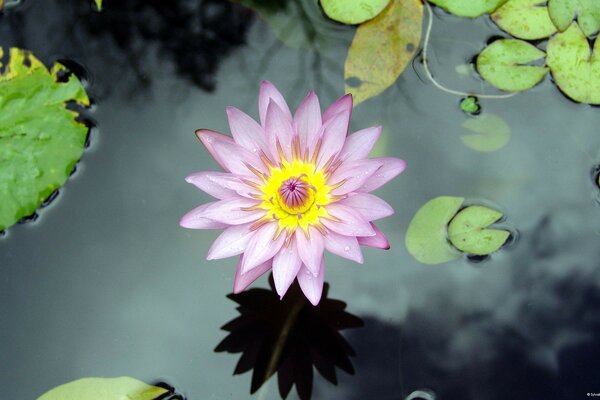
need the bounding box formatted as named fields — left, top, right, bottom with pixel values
left=321, top=0, right=391, bottom=24
left=405, top=196, right=464, bottom=265
left=548, top=0, right=600, bottom=37
left=491, top=0, right=557, bottom=40
left=447, top=205, right=510, bottom=255
left=460, top=96, right=480, bottom=113
left=427, top=0, right=508, bottom=18
left=546, top=23, right=600, bottom=104
left=94, top=0, right=102, bottom=10
left=0, top=48, right=90, bottom=232
left=461, top=113, right=510, bottom=152
left=37, top=377, right=168, bottom=400
left=344, top=0, right=423, bottom=105
left=476, top=39, right=548, bottom=92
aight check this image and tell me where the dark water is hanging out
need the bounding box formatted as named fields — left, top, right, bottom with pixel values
left=2, top=1, right=600, bottom=399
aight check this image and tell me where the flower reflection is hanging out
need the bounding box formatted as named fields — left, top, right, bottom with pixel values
left=214, top=275, right=364, bottom=399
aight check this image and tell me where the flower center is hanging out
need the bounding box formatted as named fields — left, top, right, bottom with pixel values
left=277, top=175, right=315, bottom=215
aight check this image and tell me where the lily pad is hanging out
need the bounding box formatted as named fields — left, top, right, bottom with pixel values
left=37, top=377, right=168, bottom=400
left=94, top=0, right=102, bottom=10
left=548, top=0, right=600, bottom=37
left=461, top=113, right=510, bottom=152
left=491, top=0, right=557, bottom=40
left=460, top=96, right=480, bottom=113
left=0, top=48, right=90, bottom=232
left=321, top=0, right=390, bottom=24
left=405, top=196, right=464, bottom=265
left=546, top=23, right=600, bottom=104
left=427, top=0, right=508, bottom=18
left=476, top=39, right=548, bottom=92
left=344, top=0, right=423, bottom=105
left=447, top=205, right=510, bottom=255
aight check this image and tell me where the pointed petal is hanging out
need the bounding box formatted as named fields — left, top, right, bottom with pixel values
left=207, top=223, right=255, bottom=260
left=196, top=129, right=267, bottom=176
left=339, top=193, right=394, bottom=221
left=322, top=94, right=352, bottom=124
left=324, top=231, right=363, bottom=263
left=226, top=106, right=268, bottom=154
left=202, top=198, right=264, bottom=225
left=328, top=159, right=383, bottom=196
left=241, top=222, right=285, bottom=273
left=295, top=228, right=325, bottom=276
left=322, top=203, right=375, bottom=237
left=317, top=110, right=350, bottom=169
left=185, top=171, right=258, bottom=199
left=265, top=100, right=294, bottom=163
left=233, top=255, right=272, bottom=293
left=297, top=261, right=325, bottom=306
left=294, top=91, right=322, bottom=151
left=359, top=157, right=407, bottom=192
left=272, top=241, right=303, bottom=298
left=339, top=126, right=382, bottom=162
left=259, top=80, right=292, bottom=127
left=357, top=223, right=390, bottom=249
left=180, top=202, right=229, bottom=229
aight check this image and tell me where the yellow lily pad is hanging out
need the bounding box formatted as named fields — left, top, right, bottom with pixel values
left=491, top=0, right=557, bottom=40
left=321, top=0, right=390, bottom=24
left=37, top=377, right=168, bottom=400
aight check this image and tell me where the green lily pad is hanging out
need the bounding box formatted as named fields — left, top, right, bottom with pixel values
left=460, top=97, right=480, bottom=113
left=427, top=0, right=508, bottom=18
left=546, top=23, right=600, bottom=104
left=447, top=205, right=510, bottom=255
left=548, top=0, right=600, bottom=37
left=461, top=113, right=510, bottom=152
left=405, top=196, right=464, bottom=265
left=491, top=0, right=557, bottom=40
left=0, top=48, right=90, bottom=231
left=321, top=0, right=390, bottom=24
left=37, top=377, right=168, bottom=400
left=476, top=39, right=548, bottom=92
left=344, top=0, right=423, bottom=105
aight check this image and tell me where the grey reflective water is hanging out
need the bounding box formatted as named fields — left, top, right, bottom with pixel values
left=2, top=1, right=600, bottom=399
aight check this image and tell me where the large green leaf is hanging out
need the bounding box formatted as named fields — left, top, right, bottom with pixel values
left=546, top=23, right=600, bottom=104
left=460, top=113, right=511, bottom=152
left=548, top=0, right=600, bottom=37
left=0, top=48, right=90, bottom=231
left=344, top=0, right=423, bottom=105
left=321, top=0, right=390, bottom=24
left=427, top=0, right=508, bottom=17
left=447, top=205, right=510, bottom=255
left=476, top=39, right=548, bottom=92
left=491, top=0, right=557, bottom=40
left=37, top=377, right=168, bottom=400
left=405, top=196, right=464, bottom=265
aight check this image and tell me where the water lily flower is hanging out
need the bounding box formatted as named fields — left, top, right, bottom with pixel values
left=181, top=81, right=406, bottom=305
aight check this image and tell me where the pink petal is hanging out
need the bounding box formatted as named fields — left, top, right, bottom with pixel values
left=357, top=223, right=390, bottom=249
left=207, top=223, right=255, bottom=260
left=226, top=106, right=268, bottom=154
left=321, top=203, right=375, bottom=237
left=180, top=202, right=229, bottom=229
left=241, top=222, right=285, bottom=273
left=185, top=172, right=255, bottom=199
left=339, top=126, right=382, bottom=162
left=272, top=241, right=302, bottom=298
left=295, top=228, right=325, bottom=276
left=258, top=80, right=292, bottom=127
left=297, top=261, right=325, bottom=306
left=202, top=198, right=264, bottom=225
left=339, top=193, right=394, bottom=221
left=324, top=231, right=363, bottom=263
left=316, top=110, right=350, bottom=169
left=195, top=129, right=235, bottom=171
left=328, top=159, right=383, bottom=196
left=196, top=129, right=266, bottom=176
left=322, top=94, right=352, bottom=124
left=359, top=157, right=407, bottom=192
left=233, top=255, right=272, bottom=294
left=294, top=91, right=322, bottom=151
left=265, top=100, right=294, bottom=163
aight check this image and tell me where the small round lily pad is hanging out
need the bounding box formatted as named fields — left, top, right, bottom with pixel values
left=447, top=205, right=510, bottom=255
left=491, top=0, right=557, bottom=40
left=460, top=96, right=480, bottom=114
left=321, top=0, right=390, bottom=24
left=460, top=113, right=511, bottom=152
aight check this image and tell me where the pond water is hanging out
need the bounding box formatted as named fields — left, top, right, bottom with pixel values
left=2, top=1, right=600, bottom=399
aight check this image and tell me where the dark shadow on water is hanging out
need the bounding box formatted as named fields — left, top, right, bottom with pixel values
left=215, top=275, right=364, bottom=400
